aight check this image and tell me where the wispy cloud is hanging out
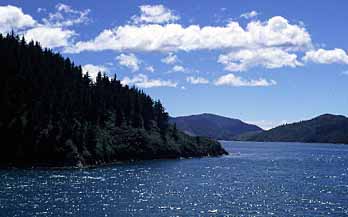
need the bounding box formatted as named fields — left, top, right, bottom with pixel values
left=42, top=3, right=91, bottom=27
left=121, top=74, right=177, bottom=88
left=161, top=52, right=178, bottom=64
left=131, top=4, right=179, bottom=24
left=172, top=65, right=186, bottom=72
left=116, top=53, right=141, bottom=72
left=186, top=76, right=209, bottom=84
left=240, top=10, right=259, bottom=19
left=145, top=65, right=155, bottom=72
left=214, top=73, right=276, bottom=87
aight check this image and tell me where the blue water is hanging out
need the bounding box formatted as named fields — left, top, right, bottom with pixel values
left=1, top=141, right=348, bottom=217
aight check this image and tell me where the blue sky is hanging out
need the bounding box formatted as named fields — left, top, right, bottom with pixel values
left=1, top=0, right=348, bottom=129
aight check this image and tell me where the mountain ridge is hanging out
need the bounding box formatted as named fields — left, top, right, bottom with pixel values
left=170, top=113, right=263, bottom=140
left=239, top=113, right=348, bottom=144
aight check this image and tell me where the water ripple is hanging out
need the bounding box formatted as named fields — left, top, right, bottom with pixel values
left=0, top=142, right=348, bottom=216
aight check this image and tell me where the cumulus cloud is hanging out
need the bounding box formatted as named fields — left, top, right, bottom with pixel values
left=186, top=76, right=209, bottom=84
left=25, top=3, right=90, bottom=48
left=24, top=26, right=75, bottom=48
left=0, top=4, right=89, bottom=49
left=4, top=4, right=346, bottom=75
left=302, top=48, right=348, bottom=64
left=218, top=47, right=302, bottom=71
left=161, top=52, right=178, bottom=64
left=42, top=3, right=90, bottom=27
left=240, top=10, right=259, bottom=19
left=131, top=4, right=179, bottom=24
left=214, top=73, right=276, bottom=87
left=65, top=16, right=311, bottom=53
left=172, top=65, right=186, bottom=72
left=82, top=64, right=108, bottom=80
left=121, top=74, right=177, bottom=88
left=116, top=53, right=140, bottom=72
left=0, top=5, right=36, bottom=33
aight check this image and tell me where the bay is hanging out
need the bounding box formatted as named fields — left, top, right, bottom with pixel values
left=1, top=141, right=348, bottom=216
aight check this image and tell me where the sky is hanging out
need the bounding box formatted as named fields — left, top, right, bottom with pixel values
left=1, top=0, right=348, bottom=129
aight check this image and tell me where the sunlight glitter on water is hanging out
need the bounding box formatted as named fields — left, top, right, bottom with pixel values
left=1, top=141, right=348, bottom=216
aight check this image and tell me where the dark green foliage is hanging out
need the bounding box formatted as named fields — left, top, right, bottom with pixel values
left=170, top=113, right=263, bottom=140
left=0, top=33, right=227, bottom=167
left=241, top=114, right=348, bottom=144
left=172, top=123, right=179, bottom=141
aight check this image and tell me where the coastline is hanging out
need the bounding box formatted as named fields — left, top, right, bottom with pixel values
left=0, top=150, right=228, bottom=170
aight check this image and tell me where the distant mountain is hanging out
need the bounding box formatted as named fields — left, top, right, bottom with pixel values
left=241, top=114, right=348, bottom=144
left=169, top=113, right=263, bottom=140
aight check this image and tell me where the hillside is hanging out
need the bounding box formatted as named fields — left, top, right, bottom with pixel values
left=170, top=113, right=263, bottom=140
left=0, top=33, right=227, bottom=167
left=242, top=114, right=348, bottom=144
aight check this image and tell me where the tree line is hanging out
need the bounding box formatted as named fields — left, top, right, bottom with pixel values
left=0, top=33, right=227, bottom=166
left=0, top=33, right=174, bottom=165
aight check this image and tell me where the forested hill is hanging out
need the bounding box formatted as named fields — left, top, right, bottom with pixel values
left=170, top=113, right=263, bottom=140
left=241, top=114, right=348, bottom=144
left=0, top=33, right=227, bottom=167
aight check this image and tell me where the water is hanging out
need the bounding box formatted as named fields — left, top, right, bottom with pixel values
left=1, top=141, right=348, bottom=217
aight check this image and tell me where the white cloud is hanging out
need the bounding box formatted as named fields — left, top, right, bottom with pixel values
left=24, top=26, right=75, bottom=48
left=0, top=5, right=36, bottom=33
left=25, top=4, right=89, bottom=49
left=29, top=4, right=89, bottom=48
left=218, top=47, right=302, bottom=71
left=56, top=3, right=73, bottom=12
left=42, top=3, right=90, bottom=27
left=65, top=16, right=311, bottom=53
left=186, top=76, right=209, bottom=84
left=121, top=74, right=177, bottom=88
left=172, top=65, right=185, bottom=72
left=240, top=10, right=259, bottom=19
left=145, top=65, right=155, bottom=72
left=7, top=4, right=346, bottom=73
left=116, top=53, right=140, bottom=72
left=214, top=73, right=276, bottom=87
left=82, top=64, right=108, bottom=80
left=0, top=4, right=88, bottom=49
left=161, top=52, right=178, bottom=64
left=132, top=4, right=179, bottom=24
left=302, top=48, right=348, bottom=64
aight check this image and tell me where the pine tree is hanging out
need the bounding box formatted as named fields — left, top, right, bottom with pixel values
left=172, top=123, right=178, bottom=141
left=0, top=33, right=226, bottom=166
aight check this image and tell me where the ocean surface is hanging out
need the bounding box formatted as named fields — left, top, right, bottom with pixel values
left=1, top=141, right=348, bottom=217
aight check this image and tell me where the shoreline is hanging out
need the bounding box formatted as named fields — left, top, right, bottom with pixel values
left=0, top=151, right=229, bottom=170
